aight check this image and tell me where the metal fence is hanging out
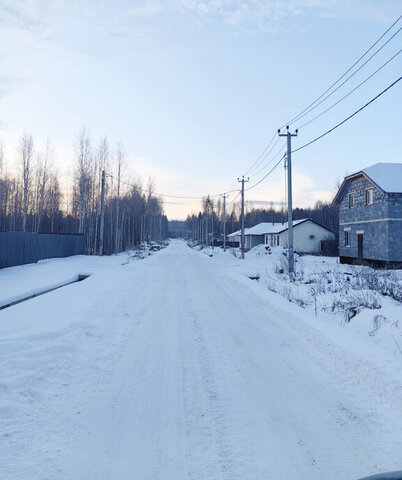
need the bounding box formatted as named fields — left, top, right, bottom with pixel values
left=0, top=232, right=85, bottom=269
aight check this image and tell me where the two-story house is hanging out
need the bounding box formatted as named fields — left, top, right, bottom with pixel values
left=332, top=163, right=402, bottom=266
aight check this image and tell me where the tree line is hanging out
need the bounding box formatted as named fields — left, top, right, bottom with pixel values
left=0, top=129, right=168, bottom=254
left=185, top=195, right=338, bottom=245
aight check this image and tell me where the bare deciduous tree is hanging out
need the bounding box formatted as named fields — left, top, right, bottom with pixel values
left=20, top=133, right=34, bottom=232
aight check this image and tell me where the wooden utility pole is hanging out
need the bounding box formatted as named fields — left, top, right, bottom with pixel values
left=278, top=126, right=298, bottom=275
left=99, top=170, right=106, bottom=256
left=221, top=193, right=229, bottom=251
left=238, top=176, right=249, bottom=259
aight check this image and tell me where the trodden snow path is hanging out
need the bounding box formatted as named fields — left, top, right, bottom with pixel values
left=1, top=240, right=401, bottom=479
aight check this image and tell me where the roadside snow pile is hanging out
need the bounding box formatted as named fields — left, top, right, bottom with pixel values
left=0, top=244, right=166, bottom=309
left=124, top=241, right=168, bottom=261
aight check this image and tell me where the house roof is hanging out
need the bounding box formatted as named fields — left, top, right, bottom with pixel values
left=362, top=163, right=402, bottom=193
left=333, top=162, right=402, bottom=204
left=227, top=228, right=249, bottom=237
left=228, top=219, right=334, bottom=237
left=244, top=219, right=307, bottom=236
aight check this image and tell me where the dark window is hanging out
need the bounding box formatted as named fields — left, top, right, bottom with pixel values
left=357, top=233, right=364, bottom=258
left=349, top=193, right=355, bottom=208
left=344, top=230, right=350, bottom=247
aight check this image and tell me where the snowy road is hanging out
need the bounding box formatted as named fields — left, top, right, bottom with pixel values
left=1, top=240, right=401, bottom=479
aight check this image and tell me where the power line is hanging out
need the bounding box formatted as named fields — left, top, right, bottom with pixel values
left=228, top=189, right=242, bottom=206
left=240, top=16, right=401, bottom=184
left=217, top=76, right=400, bottom=200
left=246, top=154, right=286, bottom=192
left=293, top=75, right=402, bottom=154
left=297, top=48, right=402, bottom=130
left=246, top=136, right=282, bottom=177
left=248, top=144, right=286, bottom=179
left=106, top=172, right=240, bottom=202
left=243, top=132, right=277, bottom=176
left=281, top=15, right=401, bottom=129
left=290, top=26, right=401, bottom=128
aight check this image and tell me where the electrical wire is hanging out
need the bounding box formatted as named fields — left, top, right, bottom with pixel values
left=248, top=144, right=286, bottom=179
left=227, top=190, right=242, bottom=206
left=107, top=74, right=400, bottom=203
left=246, top=154, right=286, bottom=192
left=242, top=132, right=277, bottom=176
left=289, top=26, right=401, bottom=128
left=106, top=173, right=240, bottom=201
left=239, top=16, right=401, bottom=185
left=245, top=136, right=282, bottom=177
left=297, top=48, right=402, bottom=130
left=105, top=27, right=401, bottom=207
left=280, top=15, right=401, bottom=129
left=292, top=75, right=402, bottom=154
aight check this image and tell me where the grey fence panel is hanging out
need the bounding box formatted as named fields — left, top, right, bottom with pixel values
left=0, top=232, right=85, bottom=269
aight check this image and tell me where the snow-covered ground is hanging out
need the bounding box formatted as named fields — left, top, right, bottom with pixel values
left=196, top=243, right=402, bottom=361
left=1, top=240, right=401, bottom=479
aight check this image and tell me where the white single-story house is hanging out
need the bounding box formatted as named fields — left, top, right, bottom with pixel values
left=243, top=218, right=335, bottom=253
left=227, top=228, right=249, bottom=245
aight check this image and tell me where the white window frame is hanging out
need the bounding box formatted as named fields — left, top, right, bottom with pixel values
left=365, top=188, right=373, bottom=206
left=349, top=193, right=355, bottom=208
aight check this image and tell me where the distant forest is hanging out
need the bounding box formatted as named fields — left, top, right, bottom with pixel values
left=0, top=130, right=168, bottom=254
left=186, top=195, right=338, bottom=243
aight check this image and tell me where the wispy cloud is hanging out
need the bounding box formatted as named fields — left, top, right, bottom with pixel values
left=178, top=0, right=401, bottom=30
left=0, top=0, right=44, bottom=32
left=248, top=200, right=284, bottom=206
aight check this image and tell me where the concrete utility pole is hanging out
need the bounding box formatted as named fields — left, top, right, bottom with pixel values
left=238, top=176, right=249, bottom=259
left=211, top=205, right=214, bottom=249
left=221, top=193, right=229, bottom=251
left=99, top=169, right=106, bottom=256
left=278, top=126, right=298, bottom=275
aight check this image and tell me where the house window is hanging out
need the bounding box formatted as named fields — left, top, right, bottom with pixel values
left=309, top=234, right=315, bottom=239
left=344, top=229, right=350, bottom=247
left=349, top=193, right=355, bottom=208
left=365, top=188, right=373, bottom=205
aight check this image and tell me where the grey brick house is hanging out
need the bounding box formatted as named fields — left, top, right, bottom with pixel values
left=332, top=163, right=402, bottom=266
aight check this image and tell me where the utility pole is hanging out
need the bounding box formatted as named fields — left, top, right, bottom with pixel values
left=278, top=126, right=298, bottom=275
left=221, top=193, right=228, bottom=251
left=99, top=169, right=106, bottom=256
left=211, top=204, right=214, bottom=249
left=238, top=176, right=249, bottom=259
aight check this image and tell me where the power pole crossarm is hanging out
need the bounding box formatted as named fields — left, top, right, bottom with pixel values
left=278, top=126, right=298, bottom=276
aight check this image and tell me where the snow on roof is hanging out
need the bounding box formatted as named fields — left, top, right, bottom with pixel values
left=362, top=163, right=402, bottom=193
left=227, top=228, right=249, bottom=237
left=244, top=219, right=308, bottom=236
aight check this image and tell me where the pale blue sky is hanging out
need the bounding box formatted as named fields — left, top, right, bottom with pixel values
left=0, top=0, right=401, bottom=218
